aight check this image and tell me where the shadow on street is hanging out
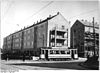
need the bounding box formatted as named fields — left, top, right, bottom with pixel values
left=8, top=61, right=92, bottom=70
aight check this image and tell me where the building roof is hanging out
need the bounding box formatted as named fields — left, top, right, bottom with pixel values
left=79, top=19, right=99, bottom=28
left=23, top=12, right=58, bottom=30
left=6, top=12, right=60, bottom=38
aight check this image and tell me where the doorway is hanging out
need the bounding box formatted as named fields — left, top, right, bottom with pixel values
left=71, top=50, right=74, bottom=59
left=45, top=50, right=48, bottom=60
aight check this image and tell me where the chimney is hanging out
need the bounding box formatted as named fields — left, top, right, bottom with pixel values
left=85, top=20, right=87, bottom=22
left=69, top=21, right=71, bottom=24
left=37, top=21, right=38, bottom=23
left=40, top=19, right=42, bottom=22
left=81, top=19, right=84, bottom=21
left=57, top=12, right=59, bottom=15
left=49, top=15, right=51, bottom=18
left=33, top=22, right=35, bottom=25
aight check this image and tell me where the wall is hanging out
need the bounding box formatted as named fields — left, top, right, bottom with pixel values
left=34, top=21, right=48, bottom=49
left=70, top=20, right=84, bottom=56
left=13, top=31, right=22, bottom=50
left=6, top=35, right=13, bottom=50
left=48, top=13, right=70, bottom=47
left=23, top=26, right=34, bottom=50
left=3, top=37, right=7, bottom=49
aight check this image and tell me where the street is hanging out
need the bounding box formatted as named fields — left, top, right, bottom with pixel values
left=0, top=58, right=90, bottom=72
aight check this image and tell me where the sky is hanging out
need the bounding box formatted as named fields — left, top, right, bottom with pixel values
left=1, top=0, right=99, bottom=48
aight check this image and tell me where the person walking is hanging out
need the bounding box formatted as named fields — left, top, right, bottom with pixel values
left=23, top=54, right=25, bottom=62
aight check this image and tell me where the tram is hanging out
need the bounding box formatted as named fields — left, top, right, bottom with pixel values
left=40, top=47, right=78, bottom=61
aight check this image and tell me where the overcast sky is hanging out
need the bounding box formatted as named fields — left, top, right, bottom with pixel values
left=1, top=0, right=99, bottom=48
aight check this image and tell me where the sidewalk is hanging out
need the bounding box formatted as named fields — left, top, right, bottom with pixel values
left=1, top=57, right=87, bottom=64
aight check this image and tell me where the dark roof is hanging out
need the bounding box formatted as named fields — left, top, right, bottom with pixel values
left=12, top=13, right=58, bottom=35
left=6, top=12, right=59, bottom=37
left=23, top=13, right=58, bottom=31
left=79, top=20, right=99, bottom=28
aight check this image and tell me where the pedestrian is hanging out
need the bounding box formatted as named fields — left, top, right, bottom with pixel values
left=23, top=54, right=25, bottom=62
left=6, top=54, right=8, bottom=61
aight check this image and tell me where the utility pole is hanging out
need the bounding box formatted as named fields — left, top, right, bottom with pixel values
left=93, top=17, right=95, bottom=56
left=73, top=31, right=74, bottom=48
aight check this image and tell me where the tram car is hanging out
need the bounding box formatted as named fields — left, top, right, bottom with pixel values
left=40, top=47, right=78, bottom=61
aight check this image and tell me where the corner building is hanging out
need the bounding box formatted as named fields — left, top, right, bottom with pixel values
left=3, top=12, right=70, bottom=56
left=70, top=20, right=99, bottom=57
left=22, top=12, right=70, bottom=55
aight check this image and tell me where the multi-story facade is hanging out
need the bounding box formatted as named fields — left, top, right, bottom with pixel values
left=13, top=31, right=23, bottom=50
left=6, top=35, right=13, bottom=50
left=3, top=12, right=70, bottom=56
left=70, top=19, right=99, bottom=57
left=3, top=37, right=7, bottom=50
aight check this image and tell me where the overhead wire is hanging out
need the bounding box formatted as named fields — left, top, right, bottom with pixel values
left=20, top=1, right=54, bottom=24
left=2, top=0, right=14, bottom=19
left=68, top=8, right=98, bottom=20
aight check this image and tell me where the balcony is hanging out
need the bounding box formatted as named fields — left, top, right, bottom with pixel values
left=51, top=27, right=67, bottom=33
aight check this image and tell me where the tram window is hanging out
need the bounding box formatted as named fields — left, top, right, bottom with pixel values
left=75, top=50, right=77, bottom=54
left=42, top=50, right=44, bottom=54
left=61, top=51, right=65, bottom=54
left=67, top=51, right=70, bottom=54
left=65, top=51, right=67, bottom=54
left=50, top=50, right=53, bottom=54
left=53, top=51, right=56, bottom=54
left=56, top=50, right=59, bottom=54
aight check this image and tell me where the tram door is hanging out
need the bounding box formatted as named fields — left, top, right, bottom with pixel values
left=71, top=50, right=74, bottom=59
left=45, top=50, right=48, bottom=60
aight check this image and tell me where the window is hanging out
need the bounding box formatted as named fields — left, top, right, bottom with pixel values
left=24, top=31, right=26, bottom=35
left=20, top=33, right=22, bottom=36
left=27, top=36, right=30, bottom=40
left=27, top=42, right=30, bottom=46
left=16, top=33, right=18, bottom=37
left=56, top=50, right=59, bottom=54
left=41, top=25, right=44, bottom=28
left=28, top=29, right=30, bottom=34
left=24, top=42, right=26, bottom=46
left=31, top=41, right=33, bottom=46
left=42, top=50, right=44, bottom=54
left=15, top=44, right=19, bottom=47
left=61, top=51, right=65, bottom=54
left=75, top=50, right=77, bottom=54
left=53, top=50, right=56, bottom=54
left=67, top=50, right=70, bottom=54
left=50, top=50, right=53, bottom=54
left=15, top=39, right=19, bottom=42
